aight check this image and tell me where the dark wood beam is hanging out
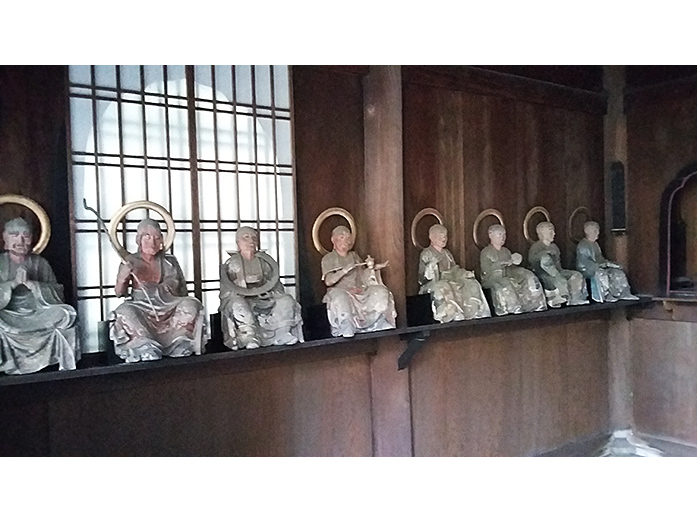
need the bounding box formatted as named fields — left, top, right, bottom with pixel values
left=403, top=65, right=608, bottom=115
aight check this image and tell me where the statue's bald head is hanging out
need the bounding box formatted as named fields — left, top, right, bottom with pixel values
left=4, top=217, right=32, bottom=235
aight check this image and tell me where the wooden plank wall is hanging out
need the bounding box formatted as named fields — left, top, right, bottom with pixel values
left=402, top=68, right=605, bottom=295
left=626, top=70, right=697, bottom=447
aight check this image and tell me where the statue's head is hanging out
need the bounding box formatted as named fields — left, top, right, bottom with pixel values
left=536, top=221, right=555, bottom=244
left=3, top=217, right=33, bottom=257
left=135, top=218, right=164, bottom=256
left=331, top=225, right=354, bottom=253
left=583, top=221, right=600, bottom=242
left=236, top=226, right=259, bottom=252
left=428, top=224, right=448, bottom=250
left=488, top=224, right=506, bottom=248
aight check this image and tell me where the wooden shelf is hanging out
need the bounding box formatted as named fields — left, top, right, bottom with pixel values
left=0, top=296, right=653, bottom=388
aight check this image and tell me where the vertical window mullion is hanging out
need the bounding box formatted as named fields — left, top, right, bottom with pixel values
left=116, top=66, right=127, bottom=248
left=232, top=66, right=241, bottom=229
left=185, top=65, right=203, bottom=300
left=90, top=65, right=106, bottom=322
left=140, top=65, right=150, bottom=202
left=251, top=66, right=261, bottom=238
left=164, top=65, right=174, bottom=222
left=270, top=65, right=281, bottom=265
left=211, top=66, right=223, bottom=269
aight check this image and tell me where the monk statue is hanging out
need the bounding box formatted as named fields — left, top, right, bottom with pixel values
left=321, top=225, right=397, bottom=337
left=110, top=218, right=206, bottom=362
left=419, top=224, right=491, bottom=322
left=0, top=217, right=80, bottom=375
left=528, top=221, right=589, bottom=308
left=219, top=226, right=304, bottom=349
left=480, top=224, right=547, bottom=315
left=576, top=221, right=638, bottom=302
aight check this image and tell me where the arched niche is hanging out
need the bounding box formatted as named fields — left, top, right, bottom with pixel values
left=659, top=161, right=697, bottom=297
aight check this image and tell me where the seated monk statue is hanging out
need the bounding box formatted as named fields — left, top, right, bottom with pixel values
left=528, top=221, right=589, bottom=308
left=419, top=224, right=491, bottom=322
left=321, top=225, right=397, bottom=337
left=110, top=218, right=205, bottom=362
left=480, top=224, right=547, bottom=316
left=219, top=226, right=304, bottom=349
left=576, top=221, right=638, bottom=302
left=0, top=218, right=80, bottom=375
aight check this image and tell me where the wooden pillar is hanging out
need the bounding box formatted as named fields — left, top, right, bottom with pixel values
left=363, top=66, right=412, bottom=456
left=363, top=65, right=406, bottom=323
left=604, top=65, right=633, bottom=432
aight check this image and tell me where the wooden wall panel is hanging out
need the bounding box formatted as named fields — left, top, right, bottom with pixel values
left=402, top=76, right=605, bottom=289
left=626, top=94, right=697, bottom=294
left=0, top=66, right=73, bottom=304
left=410, top=319, right=609, bottom=456
left=632, top=318, right=697, bottom=444
left=46, top=354, right=373, bottom=456
left=292, top=66, right=366, bottom=308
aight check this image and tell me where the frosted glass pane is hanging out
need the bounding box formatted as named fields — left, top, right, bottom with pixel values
left=121, top=102, right=144, bottom=156
left=236, top=114, right=255, bottom=163
left=98, top=165, right=123, bottom=218
left=215, top=112, right=235, bottom=163
left=72, top=164, right=97, bottom=220
left=168, top=107, right=189, bottom=158
left=101, top=236, right=124, bottom=286
left=202, top=291, right=219, bottom=325
left=172, top=231, right=194, bottom=281
left=75, top=233, right=100, bottom=287
left=255, top=117, right=274, bottom=164
left=146, top=168, right=170, bottom=210
left=221, top=231, right=237, bottom=255
left=195, top=66, right=213, bottom=98
left=170, top=169, right=192, bottom=221
left=94, top=65, right=116, bottom=88
left=70, top=97, right=94, bottom=154
left=273, top=65, right=289, bottom=109
left=145, top=104, right=167, bottom=157
left=238, top=173, right=257, bottom=221
left=258, top=174, right=276, bottom=222
left=254, top=65, right=272, bottom=107
left=275, top=118, right=292, bottom=166
left=235, top=65, right=253, bottom=105
left=196, top=110, right=215, bottom=160
left=69, top=65, right=92, bottom=85
left=198, top=171, right=219, bottom=222
left=277, top=176, right=294, bottom=222
left=260, top=231, right=278, bottom=262
left=120, top=65, right=141, bottom=91
left=278, top=231, right=296, bottom=277
left=218, top=173, right=239, bottom=221
left=123, top=167, right=147, bottom=206
left=201, top=231, right=222, bottom=281
left=166, top=66, right=186, bottom=95
left=77, top=300, right=100, bottom=353
left=214, top=65, right=233, bottom=103
left=96, top=100, right=119, bottom=155
left=144, top=65, right=164, bottom=93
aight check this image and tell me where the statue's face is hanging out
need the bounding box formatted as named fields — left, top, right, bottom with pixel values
left=138, top=226, right=164, bottom=256
left=332, top=232, right=354, bottom=253
left=237, top=230, right=259, bottom=252
left=430, top=230, right=448, bottom=250
left=3, top=227, right=32, bottom=257
left=489, top=229, right=506, bottom=248
left=585, top=224, right=600, bottom=242
left=539, top=225, right=555, bottom=244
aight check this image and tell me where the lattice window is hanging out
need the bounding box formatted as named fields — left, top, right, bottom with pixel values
left=68, top=65, right=296, bottom=352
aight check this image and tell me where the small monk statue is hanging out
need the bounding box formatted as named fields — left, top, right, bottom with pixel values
left=528, top=221, right=589, bottom=308
left=480, top=224, right=547, bottom=315
left=219, top=226, right=304, bottom=349
left=110, top=218, right=206, bottom=362
left=419, top=224, right=491, bottom=322
left=0, top=218, right=80, bottom=374
left=576, top=221, right=638, bottom=302
left=321, top=225, right=397, bottom=337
